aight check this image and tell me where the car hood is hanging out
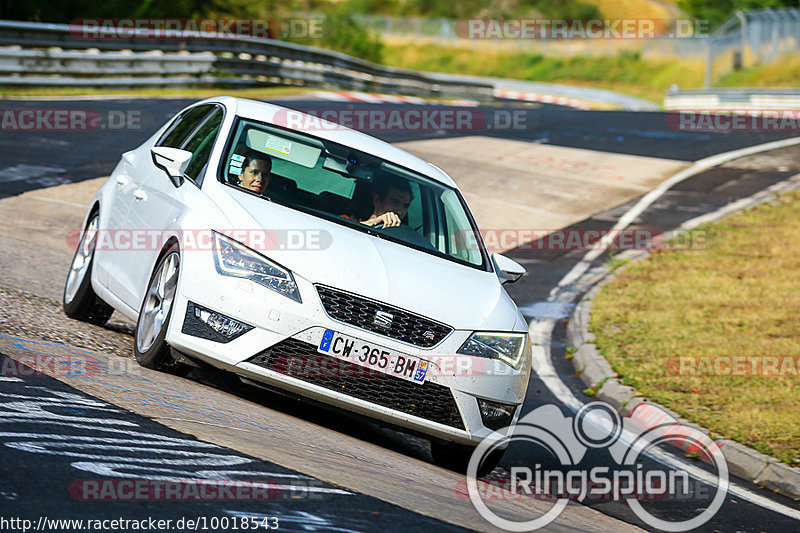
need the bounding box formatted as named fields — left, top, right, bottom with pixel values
left=219, top=190, right=520, bottom=331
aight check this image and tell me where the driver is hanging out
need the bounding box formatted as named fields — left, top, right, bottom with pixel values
left=360, top=177, right=412, bottom=228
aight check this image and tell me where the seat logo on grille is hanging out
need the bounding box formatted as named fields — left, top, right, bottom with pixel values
left=373, top=311, right=393, bottom=329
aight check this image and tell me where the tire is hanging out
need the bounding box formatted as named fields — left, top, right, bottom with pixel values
left=63, top=213, right=114, bottom=326
left=431, top=440, right=505, bottom=478
left=133, top=244, right=189, bottom=375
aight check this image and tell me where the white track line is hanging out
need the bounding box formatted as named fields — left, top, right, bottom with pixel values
left=529, top=135, right=800, bottom=521
left=31, top=197, right=90, bottom=209
left=556, top=136, right=800, bottom=291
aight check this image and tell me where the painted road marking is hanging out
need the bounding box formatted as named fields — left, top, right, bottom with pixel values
left=0, top=375, right=354, bottom=498
left=31, top=196, right=89, bottom=209
left=526, top=135, right=800, bottom=521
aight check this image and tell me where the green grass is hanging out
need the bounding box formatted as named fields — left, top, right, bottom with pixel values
left=718, top=55, right=800, bottom=89
left=565, top=346, right=579, bottom=359
left=382, top=39, right=704, bottom=104
left=582, top=0, right=679, bottom=19
left=381, top=39, right=800, bottom=105
left=583, top=376, right=611, bottom=397
left=590, top=190, right=800, bottom=465
left=607, top=251, right=632, bottom=270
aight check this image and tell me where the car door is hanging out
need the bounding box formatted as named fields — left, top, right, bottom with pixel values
left=93, top=149, right=139, bottom=289
left=109, top=104, right=221, bottom=310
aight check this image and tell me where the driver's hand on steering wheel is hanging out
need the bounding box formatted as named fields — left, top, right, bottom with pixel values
left=363, top=211, right=402, bottom=228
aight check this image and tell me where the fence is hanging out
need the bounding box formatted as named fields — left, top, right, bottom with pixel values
left=1, top=16, right=796, bottom=108
left=354, top=9, right=800, bottom=87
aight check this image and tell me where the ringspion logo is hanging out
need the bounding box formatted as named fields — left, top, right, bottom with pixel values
left=467, top=402, right=727, bottom=531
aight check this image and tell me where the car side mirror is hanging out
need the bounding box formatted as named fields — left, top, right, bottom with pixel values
left=493, top=253, right=526, bottom=284
left=151, top=146, right=192, bottom=187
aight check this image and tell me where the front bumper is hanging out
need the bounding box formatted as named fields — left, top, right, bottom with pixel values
left=165, top=249, right=532, bottom=445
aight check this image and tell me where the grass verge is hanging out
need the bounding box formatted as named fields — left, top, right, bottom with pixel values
left=590, top=189, right=800, bottom=466
left=382, top=40, right=695, bottom=103
left=382, top=39, right=800, bottom=104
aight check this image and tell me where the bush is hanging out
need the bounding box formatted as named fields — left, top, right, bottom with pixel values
left=291, top=13, right=384, bottom=64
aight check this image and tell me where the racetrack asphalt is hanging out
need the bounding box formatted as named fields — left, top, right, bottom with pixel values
left=1, top=95, right=798, bottom=532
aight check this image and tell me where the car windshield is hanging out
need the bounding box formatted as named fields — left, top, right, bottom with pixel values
left=219, top=117, right=488, bottom=270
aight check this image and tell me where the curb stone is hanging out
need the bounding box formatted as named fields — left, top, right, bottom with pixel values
left=565, top=179, right=800, bottom=501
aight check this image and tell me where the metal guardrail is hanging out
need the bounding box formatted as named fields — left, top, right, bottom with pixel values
left=664, top=89, right=800, bottom=110
left=0, top=19, right=494, bottom=99
left=445, top=74, right=659, bottom=111
left=0, top=49, right=216, bottom=76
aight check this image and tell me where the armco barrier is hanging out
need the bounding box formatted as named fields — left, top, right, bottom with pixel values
left=0, top=19, right=493, bottom=99
left=665, top=89, right=800, bottom=111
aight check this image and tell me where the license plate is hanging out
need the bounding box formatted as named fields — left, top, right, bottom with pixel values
left=317, top=329, right=429, bottom=384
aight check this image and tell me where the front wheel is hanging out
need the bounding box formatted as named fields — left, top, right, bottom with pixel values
left=63, top=214, right=114, bottom=326
left=431, top=440, right=505, bottom=478
left=133, top=245, right=189, bottom=375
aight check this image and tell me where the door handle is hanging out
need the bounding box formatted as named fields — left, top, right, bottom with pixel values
left=116, top=175, right=129, bottom=186
left=133, top=189, right=147, bottom=201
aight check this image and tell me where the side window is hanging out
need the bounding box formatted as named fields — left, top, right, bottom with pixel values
left=442, top=190, right=475, bottom=263
left=157, top=105, right=214, bottom=148
left=405, top=182, right=423, bottom=230
left=183, top=108, right=223, bottom=181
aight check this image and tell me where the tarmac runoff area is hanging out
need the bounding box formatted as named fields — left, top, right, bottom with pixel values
left=0, top=137, right=680, bottom=531
left=5, top=136, right=800, bottom=529
left=398, top=135, right=688, bottom=239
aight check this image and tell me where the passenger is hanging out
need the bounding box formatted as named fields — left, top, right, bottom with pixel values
left=359, top=178, right=413, bottom=228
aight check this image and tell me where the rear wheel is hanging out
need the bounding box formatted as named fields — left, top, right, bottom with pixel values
left=63, top=214, right=114, bottom=326
left=431, top=440, right=505, bottom=478
left=133, top=245, right=189, bottom=375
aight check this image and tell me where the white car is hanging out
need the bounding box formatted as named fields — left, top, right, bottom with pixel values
left=63, top=97, right=531, bottom=474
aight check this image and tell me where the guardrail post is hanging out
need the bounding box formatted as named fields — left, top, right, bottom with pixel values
left=736, top=11, right=747, bottom=70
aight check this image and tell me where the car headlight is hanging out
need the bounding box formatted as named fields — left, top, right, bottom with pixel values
left=212, top=231, right=301, bottom=303
left=457, top=332, right=529, bottom=370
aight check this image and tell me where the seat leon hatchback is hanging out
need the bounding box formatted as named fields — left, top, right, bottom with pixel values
left=64, top=97, right=532, bottom=474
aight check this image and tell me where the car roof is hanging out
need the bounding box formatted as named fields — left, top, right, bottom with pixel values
left=201, top=96, right=458, bottom=189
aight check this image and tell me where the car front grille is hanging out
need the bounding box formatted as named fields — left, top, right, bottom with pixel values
left=246, top=337, right=465, bottom=430
left=315, top=285, right=452, bottom=348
